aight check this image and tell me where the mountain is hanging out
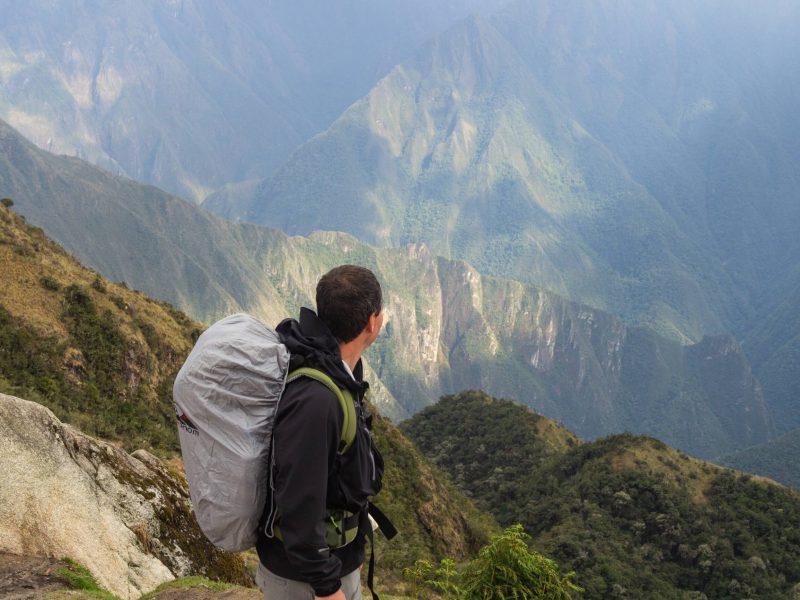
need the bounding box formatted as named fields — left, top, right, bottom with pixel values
left=741, top=263, right=800, bottom=433
left=717, top=428, right=800, bottom=490
left=224, top=0, right=800, bottom=346
left=0, top=204, right=496, bottom=590
left=0, top=0, right=507, bottom=202
left=402, top=391, right=800, bottom=599
left=0, top=119, right=773, bottom=457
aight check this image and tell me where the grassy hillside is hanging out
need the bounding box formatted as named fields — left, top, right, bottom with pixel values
left=0, top=201, right=199, bottom=452
left=403, top=391, right=800, bottom=599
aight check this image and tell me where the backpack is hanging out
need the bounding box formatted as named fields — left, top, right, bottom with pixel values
left=172, top=313, right=356, bottom=552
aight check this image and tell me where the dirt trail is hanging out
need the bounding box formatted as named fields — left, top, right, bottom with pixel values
left=148, top=589, right=260, bottom=600
left=0, top=553, right=70, bottom=599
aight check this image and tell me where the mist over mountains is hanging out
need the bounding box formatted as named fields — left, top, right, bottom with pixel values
left=0, top=118, right=774, bottom=458
left=0, top=0, right=507, bottom=202
left=2, top=3, right=800, bottom=594
left=1, top=3, right=798, bottom=461
left=217, top=0, right=800, bottom=350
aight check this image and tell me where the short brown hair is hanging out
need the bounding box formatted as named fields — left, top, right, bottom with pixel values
left=316, top=265, right=382, bottom=343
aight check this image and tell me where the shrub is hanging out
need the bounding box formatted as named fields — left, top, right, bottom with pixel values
left=403, top=525, right=582, bottom=599
left=40, top=275, right=61, bottom=292
left=91, top=276, right=107, bottom=293
left=461, top=525, right=582, bottom=600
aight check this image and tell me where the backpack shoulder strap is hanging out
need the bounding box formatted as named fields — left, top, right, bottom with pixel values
left=286, top=367, right=357, bottom=454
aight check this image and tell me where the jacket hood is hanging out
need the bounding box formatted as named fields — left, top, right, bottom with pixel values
left=276, top=307, right=366, bottom=395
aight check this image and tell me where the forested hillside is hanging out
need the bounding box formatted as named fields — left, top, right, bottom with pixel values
left=403, top=391, right=800, bottom=599
left=718, top=428, right=800, bottom=490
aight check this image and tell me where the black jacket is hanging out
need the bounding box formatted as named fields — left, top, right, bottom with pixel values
left=256, top=307, right=383, bottom=596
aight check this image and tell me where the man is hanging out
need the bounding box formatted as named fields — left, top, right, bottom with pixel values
left=256, top=265, right=385, bottom=600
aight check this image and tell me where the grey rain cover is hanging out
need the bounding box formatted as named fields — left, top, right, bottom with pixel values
left=173, top=313, right=289, bottom=552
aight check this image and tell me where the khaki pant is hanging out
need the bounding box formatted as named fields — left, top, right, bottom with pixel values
left=256, top=563, right=363, bottom=600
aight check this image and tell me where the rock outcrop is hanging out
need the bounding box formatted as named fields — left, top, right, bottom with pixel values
left=0, top=393, right=248, bottom=599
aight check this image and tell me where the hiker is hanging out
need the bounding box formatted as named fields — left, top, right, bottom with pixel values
left=256, top=265, right=386, bottom=600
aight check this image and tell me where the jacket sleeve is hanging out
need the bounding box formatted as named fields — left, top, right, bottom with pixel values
left=272, top=378, right=344, bottom=596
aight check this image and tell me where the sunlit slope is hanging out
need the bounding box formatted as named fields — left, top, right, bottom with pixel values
left=0, top=202, right=199, bottom=451
left=235, top=1, right=800, bottom=345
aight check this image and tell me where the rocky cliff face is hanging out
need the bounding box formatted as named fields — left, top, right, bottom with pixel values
left=0, top=393, right=248, bottom=600
left=359, top=244, right=770, bottom=457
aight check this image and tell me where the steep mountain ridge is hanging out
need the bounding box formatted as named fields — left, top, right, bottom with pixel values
left=0, top=0, right=508, bottom=202
left=0, top=120, right=772, bottom=457
left=225, top=0, right=800, bottom=347
left=403, top=391, right=800, bottom=599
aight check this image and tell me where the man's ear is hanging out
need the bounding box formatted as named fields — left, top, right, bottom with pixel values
left=366, top=312, right=378, bottom=334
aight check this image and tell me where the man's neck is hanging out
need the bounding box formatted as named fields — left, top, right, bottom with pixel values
left=339, top=343, right=362, bottom=371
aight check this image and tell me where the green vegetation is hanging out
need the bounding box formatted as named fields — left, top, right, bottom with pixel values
left=370, top=406, right=498, bottom=590
left=137, top=576, right=235, bottom=599
left=0, top=205, right=198, bottom=452
left=403, top=391, right=800, bottom=598
left=405, top=526, right=581, bottom=599
left=56, top=558, right=119, bottom=599
left=238, top=4, right=798, bottom=350
left=0, top=296, right=183, bottom=452
left=0, top=124, right=773, bottom=458
left=51, top=563, right=245, bottom=600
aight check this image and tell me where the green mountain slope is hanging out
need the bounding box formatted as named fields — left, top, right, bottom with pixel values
left=0, top=118, right=773, bottom=457
left=0, top=202, right=200, bottom=451
left=717, top=428, right=800, bottom=490
left=0, top=0, right=507, bottom=202
left=741, top=264, right=800, bottom=432
left=403, top=391, right=800, bottom=599
left=228, top=1, right=800, bottom=347
left=0, top=202, right=496, bottom=588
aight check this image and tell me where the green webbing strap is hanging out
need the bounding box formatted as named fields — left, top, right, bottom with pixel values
left=286, top=367, right=357, bottom=454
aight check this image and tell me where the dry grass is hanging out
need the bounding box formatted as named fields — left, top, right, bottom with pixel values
left=1, top=206, right=198, bottom=351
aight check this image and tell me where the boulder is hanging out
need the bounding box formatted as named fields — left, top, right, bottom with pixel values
left=0, top=393, right=247, bottom=599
